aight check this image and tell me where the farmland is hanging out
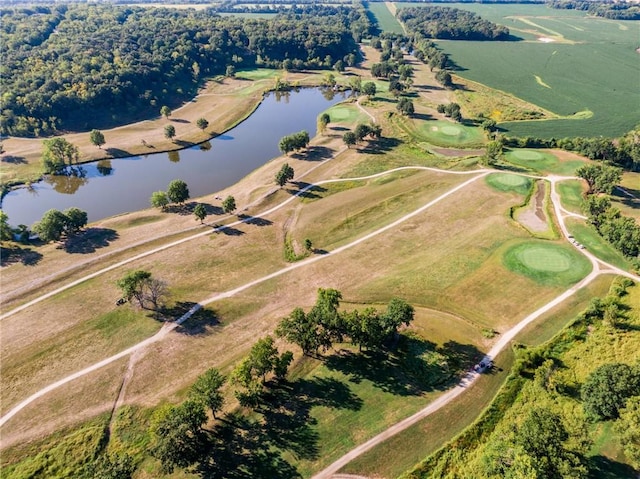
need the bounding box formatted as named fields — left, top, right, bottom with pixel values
left=392, top=2, right=639, bottom=138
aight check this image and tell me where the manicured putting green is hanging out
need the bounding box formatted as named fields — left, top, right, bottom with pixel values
left=485, top=173, right=532, bottom=195
left=418, top=121, right=484, bottom=147
left=441, top=126, right=462, bottom=136
left=517, top=245, right=571, bottom=272
left=503, top=241, right=591, bottom=286
left=512, top=150, right=543, bottom=160
left=326, top=104, right=367, bottom=124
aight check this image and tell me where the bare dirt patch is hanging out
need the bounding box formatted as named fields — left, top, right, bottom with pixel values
left=516, top=180, right=549, bottom=233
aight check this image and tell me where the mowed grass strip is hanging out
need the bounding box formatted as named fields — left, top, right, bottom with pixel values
left=565, top=218, right=633, bottom=271
left=502, top=240, right=591, bottom=286
left=557, top=179, right=586, bottom=215
left=415, top=121, right=485, bottom=148
left=366, top=1, right=404, bottom=34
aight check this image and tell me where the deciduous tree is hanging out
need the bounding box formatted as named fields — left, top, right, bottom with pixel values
left=160, top=105, right=171, bottom=119
left=582, top=363, right=640, bottom=420
left=189, top=368, right=225, bottom=418
left=193, top=203, right=207, bottom=223
left=222, top=195, right=236, bottom=214
left=150, top=191, right=169, bottom=210
left=33, top=209, right=68, bottom=242
left=41, top=138, right=79, bottom=174
left=343, top=131, right=357, bottom=148
left=167, top=179, right=190, bottom=204
left=196, top=118, right=209, bottom=131
left=164, top=124, right=176, bottom=141
left=89, top=129, right=105, bottom=148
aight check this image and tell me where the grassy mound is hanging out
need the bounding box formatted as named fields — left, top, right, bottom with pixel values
left=485, top=173, right=532, bottom=196
left=503, top=240, right=591, bottom=286
left=503, top=149, right=584, bottom=175
left=326, top=103, right=369, bottom=125
left=417, top=121, right=484, bottom=148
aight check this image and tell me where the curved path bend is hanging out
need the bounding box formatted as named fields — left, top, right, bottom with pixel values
left=313, top=176, right=637, bottom=479
left=0, top=167, right=488, bottom=428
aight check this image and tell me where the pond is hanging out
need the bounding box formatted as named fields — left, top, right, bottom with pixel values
left=2, top=88, right=351, bottom=227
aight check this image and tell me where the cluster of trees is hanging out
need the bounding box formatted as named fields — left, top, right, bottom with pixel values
left=232, top=335, right=294, bottom=407
left=276, top=288, right=414, bottom=355
left=548, top=0, right=640, bottom=20
left=437, top=102, right=462, bottom=122
left=503, top=128, right=640, bottom=172
left=342, top=122, right=382, bottom=147
left=397, top=97, right=415, bottom=116
left=1, top=3, right=371, bottom=136
left=116, top=269, right=168, bottom=310
left=41, top=138, right=79, bottom=174
left=278, top=130, right=310, bottom=155
left=396, top=6, right=510, bottom=41
left=32, top=207, right=87, bottom=242
left=577, top=164, right=640, bottom=261
left=150, top=179, right=190, bottom=210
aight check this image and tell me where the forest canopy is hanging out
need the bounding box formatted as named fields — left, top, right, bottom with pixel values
left=396, top=6, right=510, bottom=41
left=0, top=3, right=372, bottom=136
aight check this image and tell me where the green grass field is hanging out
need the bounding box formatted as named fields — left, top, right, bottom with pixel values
left=557, top=179, right=585, bottom=214
left=485, top=173, right=532, bottom=196
left=502, top=240, right=591, bottom=286
left=397, top=3, right=640, bottom=137
left=416, top=120, right=485, bottom=148
left=565, top=218, right=633, bottom=271
left=366, top=2, right=404, bottom=34
left=503, top=149, right=586, bottom=175
left=325, top=103, right=369, bottom=126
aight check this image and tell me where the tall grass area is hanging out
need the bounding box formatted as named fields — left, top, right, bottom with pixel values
left=413, top=3, right=640, bottom=137
left=403, top=277, right=640, bottom=478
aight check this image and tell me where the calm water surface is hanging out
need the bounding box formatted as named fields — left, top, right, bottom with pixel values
left=3, top=89, right=350, bottom=226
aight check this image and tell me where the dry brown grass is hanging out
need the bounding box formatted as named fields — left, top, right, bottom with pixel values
left=0, top=54, right=584, bottom=460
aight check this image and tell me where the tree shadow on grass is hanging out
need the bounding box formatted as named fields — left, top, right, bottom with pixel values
left=291, top=146, right=334, bottom=162
left=175, top=306, right=220, bottom=335
left=63, top=228, right=119, bottom=254
left=359, top=136, right=402, bottom=155
left=158, top=301, right=200, bottom=323
left=105, top=147, right=131, bottom=158
left=1, top=155, right=27, bottom=164
left=174, top=139, right=195, bottom=148
left=238, top=214, right=273, bottom=227
left=215, top=225, right=245, bottom=236
left=324, top=336, right=483, bottom=396
left=587, top=455, right=638, bottom=479
left=287, top=182, right=327, bottom=200
left=192, top=376, right=361, bottom=478
left=0, top=245, right=43, bottom=266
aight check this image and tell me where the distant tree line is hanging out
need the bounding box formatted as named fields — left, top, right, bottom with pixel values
left=548, top=0, right=640, bottom=20
left=396, top=6, right=510, bottom=41
left=0, top=3, right=373, bottom=136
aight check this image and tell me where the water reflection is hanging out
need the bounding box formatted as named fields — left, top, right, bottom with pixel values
left=96, top=160, right=113, bottom=176
left=46, top=167, right=89, bottom=195
left=3, top=88, right=352, bottom=226
left=168, top=151, right=181, bottom=163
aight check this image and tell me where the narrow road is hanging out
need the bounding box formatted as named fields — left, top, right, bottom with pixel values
left=0, top=168, right=487, bottom=428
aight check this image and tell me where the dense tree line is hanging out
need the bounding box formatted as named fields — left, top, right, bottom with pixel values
left=548, top=0, right=640, bottom=20
left=504, top=127, right=640, bottom=172
left=0, top=3, right=372, bottom=136
left=578, top=164, right=640, bottom=265
left=396, top=6, right=510, bottom=41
